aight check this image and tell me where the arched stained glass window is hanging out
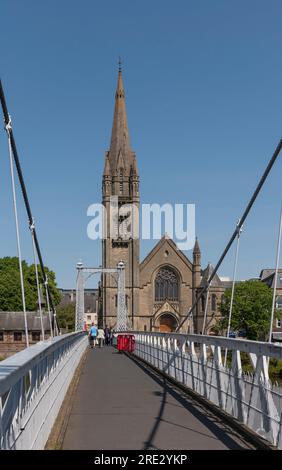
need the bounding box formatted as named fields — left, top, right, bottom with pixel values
left=155, top=266, right=179, bottom=302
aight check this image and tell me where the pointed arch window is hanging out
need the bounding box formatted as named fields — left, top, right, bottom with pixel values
left=155, top=266, right=179, bottom=302
left=119, top=168, right=124, bottom=194
left=211, top=294, right=217, bottom=312
left=129, top=165, right=133, bottom=197
left=201, top=295, right=205, bottom=312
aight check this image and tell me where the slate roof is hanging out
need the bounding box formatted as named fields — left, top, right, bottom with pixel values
left=200, top=263, right=223, bottom=287
left=59, top=288, right=99, bottom=313
left=260, top=269, right=282, bottom=289
left=272, top=332, right=282, bottom=341
left=220, top=280, right=233, bottom=289
left=0, top=311, right=51, bottom=331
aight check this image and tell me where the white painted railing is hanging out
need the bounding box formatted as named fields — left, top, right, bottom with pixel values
left=132, top=332, right=282, bottom=449
left=0, top=331, right=88, bottom=450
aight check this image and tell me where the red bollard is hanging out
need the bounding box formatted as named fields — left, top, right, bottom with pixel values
left=117, top=334, right=135, bottom=352
left=117, top=334, right=125, bottom=352
left=127, top=334, right=135, bottom=353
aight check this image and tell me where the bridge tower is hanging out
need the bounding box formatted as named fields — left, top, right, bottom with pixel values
left=101, top=65, right=140, bottom=329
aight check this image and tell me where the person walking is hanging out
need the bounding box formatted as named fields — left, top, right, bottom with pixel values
left=109, top=327, right=114, bottom=346
left=97, top=327, right=105, bottom=348
left=88, top=322, right=98, bottom=348
left=104, top=325, right=111, bottom=346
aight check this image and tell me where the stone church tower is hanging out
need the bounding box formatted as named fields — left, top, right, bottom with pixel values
left=101, top=66, right=140, bottom=328
left=100, top=67, right=229, bottom=333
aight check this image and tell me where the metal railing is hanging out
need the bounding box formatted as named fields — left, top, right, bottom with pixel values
left=132, top=331, right=282, bottom=449
left=0, top=332, right=88, bottom=450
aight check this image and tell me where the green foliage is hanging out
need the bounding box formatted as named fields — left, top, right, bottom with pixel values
left=269, top=358, right=282, bottom=379
left=56, top=302, right=75, bottom=332
left=217, top=279, right=279, bottom=341
left=0, top=257, right=61, bottom=311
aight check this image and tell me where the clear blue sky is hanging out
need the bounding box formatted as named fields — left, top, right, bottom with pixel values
left=0, top=0, right=281, bottom=288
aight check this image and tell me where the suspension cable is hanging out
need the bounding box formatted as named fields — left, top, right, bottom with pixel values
left=0, top=80, right=57, bottom=331
left=201, top=287, right=210, bottom=335
left=5, top=117, right=29, bottom=347
left=223, top=222, right=242, bottom=366
left=30, top=219, right=45, bottom=341
left=176, top=138, right=282, bottom=332
left=44, top=276, right=54, bottom=339
left=53, top=306, right=59, bottom=336
left=268, top=203, right=282, bottom=344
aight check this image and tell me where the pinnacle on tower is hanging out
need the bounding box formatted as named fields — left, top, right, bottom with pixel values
left=193, top=237, right=201, bottom=254
left=103, top=153, right=111, bottom=176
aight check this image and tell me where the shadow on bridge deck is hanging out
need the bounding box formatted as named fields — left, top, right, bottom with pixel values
left=57, top=346, right=251, bottom=450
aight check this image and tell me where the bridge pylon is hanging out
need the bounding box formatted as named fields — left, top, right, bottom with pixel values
left=75, top=260, right=131, bottom=332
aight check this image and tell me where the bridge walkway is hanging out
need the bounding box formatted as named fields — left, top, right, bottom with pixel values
left=59, top=346, right=253, bottom=450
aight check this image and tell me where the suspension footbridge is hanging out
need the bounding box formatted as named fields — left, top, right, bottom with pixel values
left=0, top=81, right=282, bottom=451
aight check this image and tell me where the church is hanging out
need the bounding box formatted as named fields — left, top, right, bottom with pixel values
left=100, top=67, right=231, bottom=334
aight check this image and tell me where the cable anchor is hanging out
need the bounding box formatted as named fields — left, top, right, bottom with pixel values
left=4, top=114, right=12, bottom=133
left=235, top=219, right=243, bottom=237
left=29, top=217, right=35, bottom=232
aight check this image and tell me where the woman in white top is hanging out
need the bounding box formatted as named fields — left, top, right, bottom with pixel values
left=97, top=328, right=105, bottom=347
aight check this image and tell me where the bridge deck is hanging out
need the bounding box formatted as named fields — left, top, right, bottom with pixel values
left=60, top=346, right=251, bottom=450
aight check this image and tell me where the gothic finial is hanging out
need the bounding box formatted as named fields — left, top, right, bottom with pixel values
left=118, top=56, right=122, bottom=73
left=193, top=236, right=201, bottom=254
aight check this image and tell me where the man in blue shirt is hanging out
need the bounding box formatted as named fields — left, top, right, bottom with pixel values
left=89, top=322, right=98, bottom=348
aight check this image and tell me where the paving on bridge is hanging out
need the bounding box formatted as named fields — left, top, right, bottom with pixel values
left=57, top=346, right=253, bottom=450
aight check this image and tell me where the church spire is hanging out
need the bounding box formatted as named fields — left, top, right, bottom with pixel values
left=107, top=62, right=135, bottom=175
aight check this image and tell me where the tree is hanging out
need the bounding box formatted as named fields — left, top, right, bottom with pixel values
left=0, top=257, right=61, bottom=311
left=217, top=279, right=279, bottom=341
left=56, top=302, right=75, bottom=332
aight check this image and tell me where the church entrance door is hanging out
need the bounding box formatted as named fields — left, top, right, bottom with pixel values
left=159, top=313, right=177, bottom=333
